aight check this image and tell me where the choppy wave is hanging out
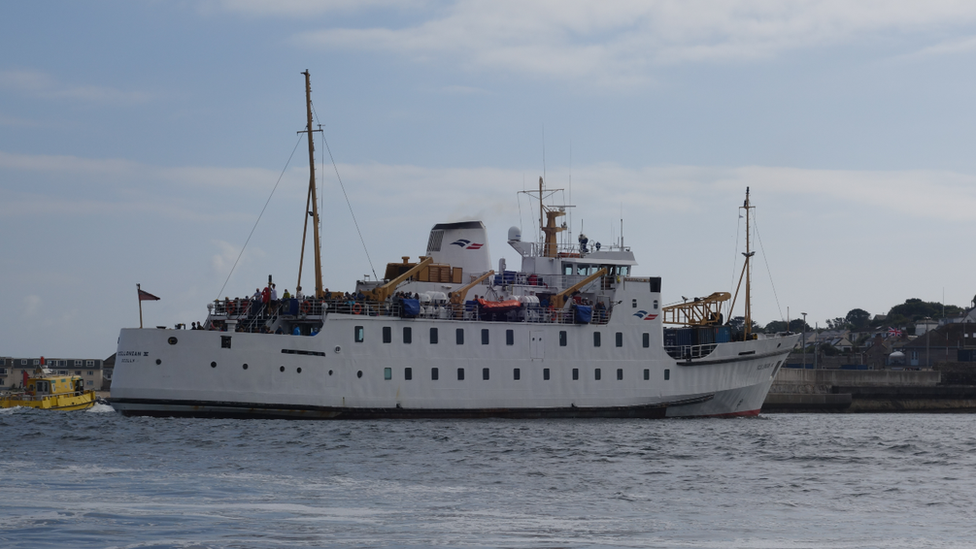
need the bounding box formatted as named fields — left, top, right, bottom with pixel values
left=1, top=413, right=974, bottom=548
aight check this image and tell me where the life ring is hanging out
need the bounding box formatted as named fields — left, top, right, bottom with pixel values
left=353, top=302, right=362, bottom=315
left=300, top=300, right=310, bottom=315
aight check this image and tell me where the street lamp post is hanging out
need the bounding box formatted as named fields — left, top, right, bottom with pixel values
left=801, top=312, right=808, bottom=369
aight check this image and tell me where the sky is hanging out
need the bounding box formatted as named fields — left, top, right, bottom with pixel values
left=4, top=0, right=976, bottom=360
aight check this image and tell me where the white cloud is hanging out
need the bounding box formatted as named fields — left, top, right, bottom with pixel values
left=285, top=0, right=976, bottom=86
left=0, top=69, right=152, bottom=104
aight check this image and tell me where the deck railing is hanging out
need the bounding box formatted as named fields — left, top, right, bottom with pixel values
left=209, top=298, right=611, bottom=326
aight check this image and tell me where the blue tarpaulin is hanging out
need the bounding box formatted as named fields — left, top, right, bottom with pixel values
left=402, top=299, right=420, bottom=318
left=574, top=305, right=592, bottom=324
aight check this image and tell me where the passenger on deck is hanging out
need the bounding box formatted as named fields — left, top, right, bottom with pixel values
left=295, top=285, right=304, bottom=301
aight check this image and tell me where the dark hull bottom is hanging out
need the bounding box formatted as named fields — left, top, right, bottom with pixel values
left=110, top=398, right=671, bottom=420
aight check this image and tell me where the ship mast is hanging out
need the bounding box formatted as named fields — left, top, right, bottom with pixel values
left=727, top=187, right=755, bottom=339
left=297, top=70, right=324, bottom=298
left=742, top=187, right=754, bottom=339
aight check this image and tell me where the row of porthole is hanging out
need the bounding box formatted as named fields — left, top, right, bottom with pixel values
left=206, top=361, right=357, bottom=378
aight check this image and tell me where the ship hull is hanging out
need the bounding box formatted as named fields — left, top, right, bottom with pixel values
left=111, top=317, right=797, bottom=420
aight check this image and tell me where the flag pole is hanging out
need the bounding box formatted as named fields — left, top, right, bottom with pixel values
left=137, top=283, right=144, bottom=329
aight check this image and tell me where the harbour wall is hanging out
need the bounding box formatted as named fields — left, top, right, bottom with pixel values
left=763, top=368, right=976, bottom=413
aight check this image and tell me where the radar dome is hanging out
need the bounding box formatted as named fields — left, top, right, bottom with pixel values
left=508, top=226, right=521, bottom=242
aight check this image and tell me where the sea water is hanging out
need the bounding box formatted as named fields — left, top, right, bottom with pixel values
left=1, top=406, right=974, bottom=549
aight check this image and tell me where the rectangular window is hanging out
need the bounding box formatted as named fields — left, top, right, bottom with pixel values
left=403, top=326, right=412, bottom=344
left=88, top=371, right=94, bottom=376
left=221, top=336, right=232, bottom=349
left=456, top=328, right=464, bottom=345
left=559, top=331, right=567, bottom=347
left=616, top=368, right=623, bottom=380
left=0, top=368, right=5, bottom=375
left=431, top=367, right=439, bottom=380
left=514, top=368, right=521, bottom=380
left=594, top=368, right=602, bottom=380
left=506, top=329, right=514, bottom=346
left=482, top=329, right=490, bottom=345
left=482, top=368, right=490, bottom=380
left=75, top=371, right=81, bottom=375
left=354, top=326, right=364, bottom=343
left=664, top=369, right=670, bottom=381
left=430, top=327, right=438, bottom=344
left=383, top=326, right=392, bottom=344
left=87, top=381, right=93, bottom=386
left=75, top=360, right=83, bottom=366
left=593, top=332, right=601, bottom=347
left=572, top=368, right=579, bottom=380
left=405, top=367, right=413, bottom=380
left=384, top=367, right=392, bottom=380
left=457, top=368, right=465, bottom=381
left=643, top=368, right=650, bottom=380
left=543, top=368, right=550, bottom=380
left=643, top=333, right=650, bottom=348
left=86, top=360, right=94, bottom=366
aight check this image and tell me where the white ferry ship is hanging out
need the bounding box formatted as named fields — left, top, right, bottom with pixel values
left=110, top=72, right=799, bottom=420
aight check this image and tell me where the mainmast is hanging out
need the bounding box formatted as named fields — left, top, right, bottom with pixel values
left=538, top=177, right=566, bottom=258
left=297, top=70, right=324, bottom=298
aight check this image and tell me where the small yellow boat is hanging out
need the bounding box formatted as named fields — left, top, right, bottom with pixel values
left=0, top=365, right=97, bottom=411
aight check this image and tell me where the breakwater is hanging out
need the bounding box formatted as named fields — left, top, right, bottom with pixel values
left=763, top=368, right=976, bottom=412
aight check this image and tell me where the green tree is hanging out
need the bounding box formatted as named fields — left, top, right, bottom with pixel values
left=845, top=308, right=871, bottom=330
left=888, top=298, right=963, bottom=322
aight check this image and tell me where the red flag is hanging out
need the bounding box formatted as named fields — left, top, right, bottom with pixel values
left=138, top=289, right=161, bottom=301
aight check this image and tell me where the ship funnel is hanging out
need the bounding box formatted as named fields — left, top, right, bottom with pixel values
left=425, top=221, right=492, bottom=277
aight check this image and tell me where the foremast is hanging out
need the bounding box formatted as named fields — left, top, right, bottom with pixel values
left=297, top=70, right=325, bottom=298
left=728, top=187, right=755, bottom=339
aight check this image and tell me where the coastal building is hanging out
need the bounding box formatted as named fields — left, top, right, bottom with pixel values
left=0, top=357, right=107, bottom=391
left=900, top=323, right=976, bottom=367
